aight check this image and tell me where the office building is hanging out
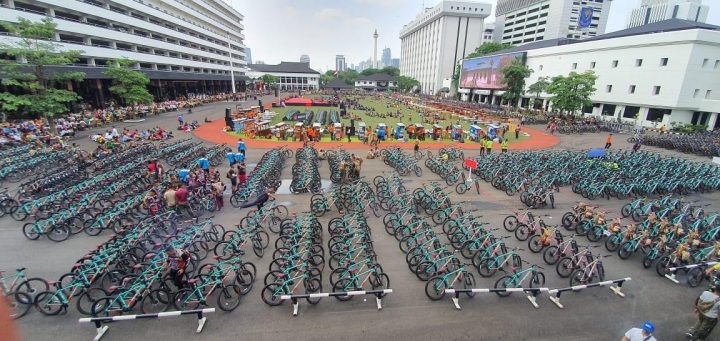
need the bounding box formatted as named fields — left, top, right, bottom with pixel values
left=482, top=22, right=495, bottom=42
left=494, top=0, right=613, bottom=45
left=246, top=62, right=320, bottom=91
left=626, top=0, right=709, bottom=28
left=0, top=0, right=248, bottom=105
left=300, top=54, right=310, bottom=64
left=245, top=47, right=252, bottom=65
left=381, top=48, right=391, bottom=68
left=391, top=58, right=400, bottom=68
left=335, top=55, right=346, bottom=72
left=399, top=1, right=491, bottom=95
left=458, top=19, right=720, bottom=130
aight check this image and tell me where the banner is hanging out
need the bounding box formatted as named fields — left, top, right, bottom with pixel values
left=579, top=6, right=593, bottom=29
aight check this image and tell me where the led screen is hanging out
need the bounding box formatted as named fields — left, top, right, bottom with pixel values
left=459, top=52, right=526, bottom=89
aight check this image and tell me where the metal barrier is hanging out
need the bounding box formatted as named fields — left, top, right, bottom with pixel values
left=279, top=289, right=393, bottom=316
left=444, top=287, right=550, bottom=310
left=78, top=308, right=215, bottom=341
left=665, top=262, right=718, bottom=284
left=547, top=277, right=631, bottom=309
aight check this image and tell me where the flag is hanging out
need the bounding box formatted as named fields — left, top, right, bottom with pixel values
left=579, top=6, right=593, bottom=29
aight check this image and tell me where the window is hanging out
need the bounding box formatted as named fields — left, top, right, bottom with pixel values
left=572, top=63, right=577, bottom=70
left=715, top=60, right=720, bottom=69
left=653, top=86, right=661, bottom=95
left=646, top=108, right=670, bottom=122
left=635, top=59, right=643, bottom=67
left=702, top=58, right=709, bottom=67
left=629, top=85, right=636, bottom=94
left=707, top=90, right=713, bottom=99
left=606, top=85, right=613, bottom=93
left=693, top=89, right=700, bottom=98
left=539, top=65, right=543, bottom=71
left=590, top=61, right=596, bottom=69
left=660, top=58, right=668, bottom=66
left=602, top=104, right=616, bottom=116
left=611, top=60, right=618, bottom=68
left=623, top=106, right=640, bottom=119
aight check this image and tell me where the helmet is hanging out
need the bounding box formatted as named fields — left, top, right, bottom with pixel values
left=641, top=321, right=655, bottom=334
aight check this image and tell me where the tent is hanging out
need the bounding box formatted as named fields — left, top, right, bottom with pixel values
left=285, top=97, right=313, bottom=106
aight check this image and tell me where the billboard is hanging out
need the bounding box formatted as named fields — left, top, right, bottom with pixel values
left=579, top=6, right=593, bottom=28
left=459, top=52, right=526, bottom=89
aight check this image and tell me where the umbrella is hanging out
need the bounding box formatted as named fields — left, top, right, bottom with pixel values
left=587, top=148, right=606, bottom=158
left=464, top=159, right=478, bottom=169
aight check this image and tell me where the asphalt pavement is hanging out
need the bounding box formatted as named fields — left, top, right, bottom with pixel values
left=2, top=97, right=719, bottom=341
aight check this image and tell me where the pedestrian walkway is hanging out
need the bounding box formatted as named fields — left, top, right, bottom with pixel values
left=193, top=118, right=559, bottom=150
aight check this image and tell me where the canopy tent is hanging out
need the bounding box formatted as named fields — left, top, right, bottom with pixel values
left=285, top=97, right=313, bottom=106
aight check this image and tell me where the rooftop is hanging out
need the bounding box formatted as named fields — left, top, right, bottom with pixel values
left=357, top=73, right=396, bottom=81
left=247, top=62, right=320, bottom=74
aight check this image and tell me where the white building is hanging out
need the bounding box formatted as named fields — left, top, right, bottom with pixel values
left=335, top=55, right=346, bottom=72
left=0, top=0, right=247, bottom=104
left=399, top=1, right=491, bottom=95
left=494, top=0, right=613, bottom=45
left=355, top=73, right=397, bottom=91
left=246, top=62, right=320, bottom=91
left=459, top=19, right=720, bottom=130
left=300, top=54, right=310, bottom=64
left=482, top=22, right=495, bottom=43
left=626, top=0, right=709, bottom=29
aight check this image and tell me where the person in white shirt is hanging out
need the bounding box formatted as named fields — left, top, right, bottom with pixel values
left=621, top=321, right=656, bottom=341
left=111, top=126, right=119, bottom=138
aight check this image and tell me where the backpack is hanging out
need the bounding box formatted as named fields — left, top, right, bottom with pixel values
left=697, top=295, right=720, bottom=314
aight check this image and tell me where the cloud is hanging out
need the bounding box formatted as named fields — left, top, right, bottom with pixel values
left=346, top=16, right=374, bottom=28
left=354, top=0, right=407, bottom=8
left=315, top=8, right=344, bottom=20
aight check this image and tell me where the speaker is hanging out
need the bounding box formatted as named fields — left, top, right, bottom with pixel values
left=225, top=108, right=231, bottom=118
left=259, top=100, right=264, bottom=113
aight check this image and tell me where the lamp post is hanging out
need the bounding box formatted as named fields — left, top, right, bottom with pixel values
left=226, top=31, right=236, bottom=94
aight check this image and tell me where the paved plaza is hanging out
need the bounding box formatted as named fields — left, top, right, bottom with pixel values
left=2, top=98, right=719, bottom=341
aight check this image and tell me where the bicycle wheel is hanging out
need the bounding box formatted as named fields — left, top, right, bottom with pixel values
left=655, top=256, right=672, bottom=277
left=494, top=276, right=514, bottom=297
left=527, top=235, right=544, bottom=253
left=424, top=276, right=447, bottom=301
left=140, top=288, right=170, bottom=314
left=456, top=183, right=468, bottom=194
left=8, top=292, right=31, bottom=319
left=463, top=272, right=477, bottom=298
left=22, top=223, right=40, bottom=240
left=173, top=288, right=201, bottom=310
left=371, top=272, right=390, bottom=296
left=556, top=257, right=575, bottom=278
left=305, top=278, right=322, bottom=304
left=76, top=288, right=108, bottom=316
left=687, top=268, right=704, bottom=287
left=217, top=284, right=242, bottom=311
left=620, top=204, right=632, bottom=218
left=569, top=269, right=587, bottom=287
left=47, top=225, right=70, bottom=242
left=503, top=215, right=519, bottom=232
left=33, top=291, right=64, bottom=316
left=332, top=278, right=354, bottom=301
left=15, top=277, right=49, bottom=299
left=530, top=272, right=546, bottom=288
left=605, top=236, right=621, bottom=252
left=515, top=224, right=531, bottom=241
left=618, top=241, right=634, bottom=260
left=477, top=259, right=497, bottom=278
left=542, top=246, right=560, bottom=265
left=261, top=283, right=284, bottom=306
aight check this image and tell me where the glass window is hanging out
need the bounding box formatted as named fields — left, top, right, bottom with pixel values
left=653, top=86, right=661, bottom=95
left=660, top=58, right=668, bottom=66
left=612, top=60, right=618, bottom=68
left=606, top=85, right=612, bottom=93
left=635, top=59, right=642, bottom=67
left=629, top=85, right=635, bottom=94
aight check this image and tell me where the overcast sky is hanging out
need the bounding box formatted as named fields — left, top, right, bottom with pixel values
left=230, top=0, right=719, bottom=73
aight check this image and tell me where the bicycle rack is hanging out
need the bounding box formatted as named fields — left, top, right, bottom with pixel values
left=546, top=277, right=631, bottom=309
left=78, top=308, right=215, bottom=341
left=665, top=261, right=718, bottom=284
left=279, top=289, right=393, bottom=316
left=444, top=287, right=550, bottom=310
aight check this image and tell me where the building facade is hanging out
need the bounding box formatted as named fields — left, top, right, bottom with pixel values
left=300, top=54, right=310, bottom=64
left=459, top=20, right=720, bottom=130
left=391, top=58, right=400, bottom=68
left=626, top=0, right=709, bottom=29
left=246, top=62, right=320, bottom=91
left=482, top=22, right=495, bottom=42
left=381, top=48, right=391, bottom=68
left=335, top=55, right=346, bottom=72
left=245, top=47, right=252, bottom=65
left=355, top=73, right=397, bottom=91
left=494, top=0, right=613, bottom=45
left=0, top=0, right=247, bottom=105
left=399, top=1, right=491, bottom=95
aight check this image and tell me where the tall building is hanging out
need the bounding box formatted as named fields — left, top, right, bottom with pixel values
left=245, top=47, right=252, bottom=65
left=626, top=0, right=709, bottom=29
left=391, top=58, right=400, bottom=68
left=373, top=29, right=379, bottom=69
left=335, top=55, right=346, bottom=71
left=494, top=0, right=613, bottom=45
left=399, top=1, right=491, bottom=94
left=381, top=48, right=392, bottom=68
left=0, top=0, right=247, bottom=104
left=300, top=54, right=310, bottom=64
left=482, top=22, right=495, bottom=43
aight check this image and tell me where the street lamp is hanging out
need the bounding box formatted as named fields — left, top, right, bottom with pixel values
left=226, top=30, right=236, bottom=94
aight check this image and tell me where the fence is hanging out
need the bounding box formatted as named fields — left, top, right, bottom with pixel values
left=665, top=261, right=718, bottom=284
left=547, top=277, right=631, bottom=309
left=279, top=289, right=392, bottom=316
left=78, top=308, right=215, bottom=341
left=444, top=287, right=549, bottom=310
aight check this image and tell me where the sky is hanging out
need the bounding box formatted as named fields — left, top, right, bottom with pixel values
left=230, top=0, right=720, bottom=73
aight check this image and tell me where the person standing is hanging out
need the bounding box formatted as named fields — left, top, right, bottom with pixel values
left=226, top=167, right=237, bottom=193
left=479, top=137, right=486, bottom=156
left=485, top=138, right=493, bottom=154
left=687, top=283, right=720, bottom=340
left=605, top=133, right=613, bottom=149
left=237, top=138, right=246, bottom=155
left=237, top=162, right=247, bottom=188
left=164, top=186, right=177, bottom=211
left=621, top=321, right=656, bottom=341
left=501, top=139, right=509, bottom=153
left=174, top=184, right=194, bottom=218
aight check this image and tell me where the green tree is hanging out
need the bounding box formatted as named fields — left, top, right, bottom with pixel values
left=546, top=71, right=598, bottom=115
left=500, top=60, right=533, bottom=107
left=466, top=42, right=514, bottom=58
left=261, top=74, right=278, bottom=88
left=339, top=69, right=359, bottom=85
left=321, top=71, right=334, bottom=85
left=379, top=66, right=399, bottom=77
left=103, top=58, right=153, bottom=106
left=360, top=68, right=380, bottom=76
left=527, top=76, right=550, bottom=108
left=0, top=17, right=84, bottom=119
left=396, top=75, right=420, bottom=92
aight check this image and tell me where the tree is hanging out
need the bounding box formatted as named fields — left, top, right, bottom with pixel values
left=379, top=66, right=399, bottom=77
left=466, top=42, right=514, bottom=59
left=261, top=74, right=278, bottom=88
left=360, top=68, right=380, bottom=76
left=321, top=71, right=334, bottom=85
left=0, top=17, right=84, bottom=119
left=546, top=71, right=598, bottom=115
left=103, top=58, right=153, bottom=106
left=396, top=75, right=420, bottom=92
left=323, top=70, right=359, bottom=85
left=527, top=76, right=550, bottom=108
left=500, top=60, right=532, bottom=107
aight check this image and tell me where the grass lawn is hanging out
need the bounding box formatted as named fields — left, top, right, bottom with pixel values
left=236, top=96, right=530, bottom=144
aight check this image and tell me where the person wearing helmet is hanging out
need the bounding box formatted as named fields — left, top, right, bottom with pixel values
left=687, top=283, right=720, bottom=340
left=621, top=321, right=656, bottom=341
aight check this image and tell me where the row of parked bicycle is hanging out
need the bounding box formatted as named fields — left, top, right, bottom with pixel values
left=289, top=147, right=322, bottom=194
left=229, top=147, right=291, bottom=207
left=629, top=131, right=720, bottom=157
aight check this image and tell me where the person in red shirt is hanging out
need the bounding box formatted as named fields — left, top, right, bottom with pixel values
left=174, top=184, right=195, bottom=218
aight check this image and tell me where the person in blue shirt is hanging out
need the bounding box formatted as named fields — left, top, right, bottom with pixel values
left=235, top=152, right=245, bottom=164
left=237, top=138, right=246, bottom=155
